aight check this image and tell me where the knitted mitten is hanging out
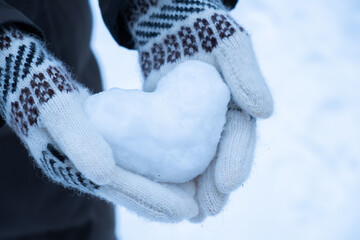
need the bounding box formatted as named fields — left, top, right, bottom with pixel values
left=125, top=0, right=272, bottom=117
left=124, top=0, right=273, bottom=221
left=0, top=27, right=198, bottom=222
left=0, top=27, right=115, bottom=188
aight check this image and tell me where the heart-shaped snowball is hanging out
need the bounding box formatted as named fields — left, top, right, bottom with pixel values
left=84, top=61, right=230, bottom=183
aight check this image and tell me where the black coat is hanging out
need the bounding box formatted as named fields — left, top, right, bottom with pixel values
left=0, top=0, right=237, bottom=239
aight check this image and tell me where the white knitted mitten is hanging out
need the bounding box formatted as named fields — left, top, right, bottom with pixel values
left=124, top=0, right=273, bottom=221
left=0, top=27, right=198, bottom=222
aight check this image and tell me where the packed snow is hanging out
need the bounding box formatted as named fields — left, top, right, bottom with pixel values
left=84, top=61, right=230, bottom=183
left=90, top=0, right=360, bottom=239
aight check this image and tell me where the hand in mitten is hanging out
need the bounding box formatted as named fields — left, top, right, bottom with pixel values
left=123, top=0, right=273, bottom=221
left=0, top=27, right=198, bottom=222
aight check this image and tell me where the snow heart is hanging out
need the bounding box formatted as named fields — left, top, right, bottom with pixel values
left=84, top=61, right=230, bottom=183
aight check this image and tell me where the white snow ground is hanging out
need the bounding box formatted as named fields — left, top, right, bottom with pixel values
left=89, top=0, right=360, bottom=239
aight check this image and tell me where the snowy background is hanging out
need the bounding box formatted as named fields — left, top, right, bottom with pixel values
left=89, top=0, right=360, bottom=239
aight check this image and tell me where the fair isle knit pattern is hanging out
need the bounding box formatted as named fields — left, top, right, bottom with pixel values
left=0, top=28, right=77, bottom=136
left=126, top=0, right=249, bottom=91
left=0, top=27, right=99, bottom=194
left=126, top=0, right=225, bottom=46
left=40, top=143, right=100, bottom=193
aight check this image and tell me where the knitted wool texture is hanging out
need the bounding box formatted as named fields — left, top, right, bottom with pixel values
left=0, top=27, right=199, bottom=222
left=125, top=0, right=273, bottom=220
left=0, top=27, right=117, bottom=191
left=126, top=0, right=272, bottom=118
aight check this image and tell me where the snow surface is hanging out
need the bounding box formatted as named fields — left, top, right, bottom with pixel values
left=84, top=61, right=229, bottom=183
left=90, top=0, right=360, bottom=239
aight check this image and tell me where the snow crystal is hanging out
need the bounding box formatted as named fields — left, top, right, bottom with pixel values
left=84, top=61, right=230, bottom=183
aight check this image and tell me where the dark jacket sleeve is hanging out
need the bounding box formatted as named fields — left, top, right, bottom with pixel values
left=99, top=0, right=238, bottom=50
left=0, top=0, right=44, bottom=128
left=99, top=0, right=133, bottom=49
left=0, top=0, right=43, bottom=39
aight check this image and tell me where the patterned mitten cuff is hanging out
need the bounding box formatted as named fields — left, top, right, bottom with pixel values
left=126, top=0, right=229, bottom=90
left=124, top=0, right=273, bottom=118
left=0, top=26, right=115, bottom=192
left=124, top=0, right=233, bottom=86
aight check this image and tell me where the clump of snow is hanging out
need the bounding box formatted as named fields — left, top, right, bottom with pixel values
left=84, top=61, right=230, bottom=183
